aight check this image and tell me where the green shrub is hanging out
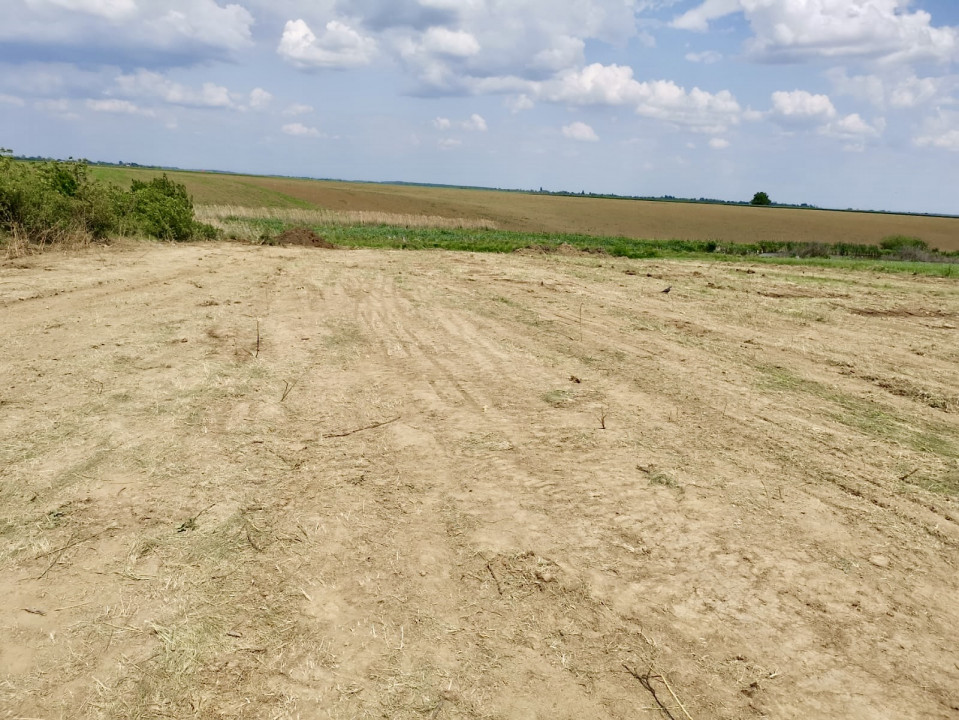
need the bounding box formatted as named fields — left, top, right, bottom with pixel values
left=880, top=235, right=927, bottom=252
left=130, top=175, right=198, bottom=241
left=1, top=151, right=217, bottom=247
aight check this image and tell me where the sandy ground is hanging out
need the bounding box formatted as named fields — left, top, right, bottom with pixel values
left=1, top=242, right=958, bottom=719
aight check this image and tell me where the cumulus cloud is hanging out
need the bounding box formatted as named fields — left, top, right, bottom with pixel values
left=39, top=0, right=137, bottom=20
left=421, top=27, right=481, bottom=57
left=914, top=111, right=959, bottom=151
left=562, top=121, right=599, bottom=141
left=434, top=114, right=487, bottom=131
left=86, top=98, right=154, bottom=115
left=685, top=50, right=723, bottom=64
left=278, top=19, right=377, bottom=69
left=283, top=103, right=314, bottom=116
left=249, top=88, right=272, bottom=109
left=461, top=113, right=487, bottom=131
left=282, top=122, right=321, bottom=137
left=438, top=137, right=462, bottom=149
left=769, top=89, right=837, bottom=125
left=672, top=0, right=959, bottom=65
left=0, top=93, right=25, bottom=106
left=540, top=63, right=742, bottom=133
left=115, top=70, right=234, bottom=108
left=828, top=68, right=949, bottom=109
left=0, top=0, right=254, bottom=67
left=766, top=88, right=885, bottom=145
left=709, top=137, right=730, bottom=149
left=506, top=94, right=535, bottom=113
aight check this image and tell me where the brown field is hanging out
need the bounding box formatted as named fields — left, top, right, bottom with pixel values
left=2, top=242, right=958, bottom=719
left=91, top=167, right=959, bottom=250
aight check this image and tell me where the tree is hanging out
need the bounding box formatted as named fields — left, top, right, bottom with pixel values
left=751, top=191, right=772, bottom=206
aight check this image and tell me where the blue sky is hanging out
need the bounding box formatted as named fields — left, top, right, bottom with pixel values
left=1, top=0, right=958, bottom=213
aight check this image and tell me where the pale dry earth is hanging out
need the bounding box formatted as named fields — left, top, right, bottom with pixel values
left=1, top=242, right=958, bottom=719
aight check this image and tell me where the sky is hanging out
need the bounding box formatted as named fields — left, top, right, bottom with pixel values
left=1, top=0, right=958, bottom=214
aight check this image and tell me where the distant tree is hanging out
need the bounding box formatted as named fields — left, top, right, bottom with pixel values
left=751, top=191, right=772, bottom=206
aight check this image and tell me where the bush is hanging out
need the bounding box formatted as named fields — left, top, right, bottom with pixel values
left=130, top=175, right=199, bottom=241
left=880, top=235, right=927, bottom=252
left=0, top=151, right=217, bottom=247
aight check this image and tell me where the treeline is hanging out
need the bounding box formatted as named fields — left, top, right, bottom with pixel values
left=0, top=149, right=215, bottom=246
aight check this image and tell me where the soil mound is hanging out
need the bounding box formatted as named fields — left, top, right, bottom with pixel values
left=515, top=242, right=608, bottom=256
left=274, top=227, right=336, bottom=248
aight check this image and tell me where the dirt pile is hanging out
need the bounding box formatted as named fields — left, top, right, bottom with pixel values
left=274, top=227, right=336, bottom=248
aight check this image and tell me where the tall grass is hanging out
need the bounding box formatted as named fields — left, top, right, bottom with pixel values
left=195, top=205, right=497, bottom=237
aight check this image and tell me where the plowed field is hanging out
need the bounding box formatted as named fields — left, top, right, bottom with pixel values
left=2, top=243, right=958, bottom=719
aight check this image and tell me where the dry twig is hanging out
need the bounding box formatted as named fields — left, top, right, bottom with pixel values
left=322, top=415, right=401, bottom=439
left=624, top=664, right=694, bottom=720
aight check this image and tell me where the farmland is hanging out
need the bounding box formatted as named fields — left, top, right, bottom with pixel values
left=1, top=240, right=958, bottom=719
left=89, top=166, right=959, bottom=251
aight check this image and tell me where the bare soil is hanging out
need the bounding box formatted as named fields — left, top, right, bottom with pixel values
left=1, top=243, right=958, bottom=719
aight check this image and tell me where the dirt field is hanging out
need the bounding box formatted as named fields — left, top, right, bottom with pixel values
left=2, top=242, right=958, bottom=719
left=92, top=167, right=959, bottom=251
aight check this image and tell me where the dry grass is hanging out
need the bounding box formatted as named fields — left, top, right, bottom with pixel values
left=3, top=243, right=958, bottom=719
left=195, top=204, right=498, bottom=239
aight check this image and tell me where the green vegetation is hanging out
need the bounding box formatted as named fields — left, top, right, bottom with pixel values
left=0, top=150, right=215, bottom=248
left=751, top=191, right=772, bottom=206
left=210, top=212, right=958, bottom=276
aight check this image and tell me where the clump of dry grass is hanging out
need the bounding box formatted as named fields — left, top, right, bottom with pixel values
left=2, top=224, right=96, bottom=259
left=195, top=205, right=498, bottom=236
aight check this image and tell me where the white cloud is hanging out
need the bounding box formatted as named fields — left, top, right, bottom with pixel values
left=506, top=94, right=535, bottom=113
left=282, top=122, right=321, bottom=137
left=532, top=35, right=586, bottom=72
left=673, top=0, right=959, bottom=65
left=828, top=68, right=949, bottom=109
left=438, top=137, right=462, bottom=149
left=283, top=103, right=314, bottom=116
left=539, top=63, right=742, bottom=133
left=671, top=0, right=741, bottom=32
left=685, top=50, right=723, bottom=64
left=421, top=27, right=481, bottom=57
left=1, top=1, right=254, bottom=66
left=769, top=89, right=837, bottom=125
left=0, top=93, right=25, bottom=106
left=544, top=63, right=644, bottom=105
left=914, top=111, right=959, bottom=151
left=86, top=98, right=154, bottom=116
left=709, top=137, right=730, bottom=149
left=915, top=129, right=959, bottom=151
left=562, top=121, right=599, bottom=141
left=434, top=114, right=487, bottom=131
left=462, top=113, right=487, bottom=131
left=38, top=0, right=137, bottom=20
left=249, top=88, right=272, bottom=109
left=278, top=19, right=377, bottom=69
left=821, top=113, right=885, bottom=140
left=115, top=70, right=234, bottom=108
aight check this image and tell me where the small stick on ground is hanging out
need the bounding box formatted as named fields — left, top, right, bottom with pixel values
left=177, top=503, right=216, bottom=533
left=898, top=468, right=919, bottom=482
left=36, top=526, right=117, bottom=579
left=624, top=664, right=694, bottom=720
left=486, top=561, right=503, bottom=595
left=323, top=415, right=401, bottom=439
left=255, top=318, right=261, bottom=358
left=280, top=378, right=299, bottom=402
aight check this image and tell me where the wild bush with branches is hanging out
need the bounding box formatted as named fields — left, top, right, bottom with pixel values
left=0, top=149, right=217, bottom=250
